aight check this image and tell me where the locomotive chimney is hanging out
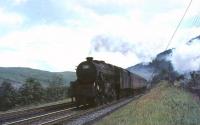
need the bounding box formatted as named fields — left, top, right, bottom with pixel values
left=86, top=57, right=93, bottom=62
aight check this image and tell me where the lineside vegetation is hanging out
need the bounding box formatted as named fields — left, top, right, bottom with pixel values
left=95, top=81, right=200, bottom=125
left=0, top=76, right=69, bottom=111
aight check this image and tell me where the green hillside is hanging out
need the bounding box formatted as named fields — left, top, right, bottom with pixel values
left=96, top=81, right=200, bottom=125
left=0, top=67, right=76, bottom=87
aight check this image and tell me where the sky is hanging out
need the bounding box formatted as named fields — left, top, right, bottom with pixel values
left=0, top=0, right=200, bottom=72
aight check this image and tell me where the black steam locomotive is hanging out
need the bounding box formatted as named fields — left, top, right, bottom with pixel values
left=70, top=57, right=147, bottom=105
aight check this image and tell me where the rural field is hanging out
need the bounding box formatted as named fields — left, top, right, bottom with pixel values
left=95, top=81, right=200, bottom=125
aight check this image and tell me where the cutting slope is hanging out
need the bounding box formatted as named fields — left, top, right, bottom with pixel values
left=96, top=81, right=200, bottom=125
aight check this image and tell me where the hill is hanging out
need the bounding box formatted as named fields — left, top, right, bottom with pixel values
left=96, top=81, right=200, bottom=125
left=0, top=67, right=76, bottom=88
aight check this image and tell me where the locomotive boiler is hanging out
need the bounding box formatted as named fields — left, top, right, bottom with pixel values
left=70, top=57, right=147, bottom=105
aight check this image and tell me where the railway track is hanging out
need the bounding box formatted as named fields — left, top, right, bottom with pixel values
left=0, top=102, right=75, bottom=125
left=2, top=105, right=88, bottom=125
left=65, top=95, right=143, bottom=125
left=2, top=94, right=143, bottom=125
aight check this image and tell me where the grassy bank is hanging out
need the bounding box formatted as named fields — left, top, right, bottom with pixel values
left=95, top=81, right=200, bottom=125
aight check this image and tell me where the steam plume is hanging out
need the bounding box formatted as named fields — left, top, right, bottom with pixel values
left=170, top=37, right=200, bottom=74
left=90, top=35, right=134, bottom=55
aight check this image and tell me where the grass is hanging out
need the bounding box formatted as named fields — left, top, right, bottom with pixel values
left=95, top=81, right=200, bottom=125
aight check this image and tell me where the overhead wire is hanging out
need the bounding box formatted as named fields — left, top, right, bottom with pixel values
left=164, top=0, right=194, bottom=84
left=195, top=14, right=200, bottom=27
left=150, top=0, right=193, bottom=83
left=190, top=11, right=200, bottom=28
left=165, top=0, right=193, bottom=50
left=192, top=15, right=198, bottom=27
left=193, top=15, right=198, bottom=23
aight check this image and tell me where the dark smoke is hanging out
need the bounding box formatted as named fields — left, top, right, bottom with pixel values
left=187, top=35, right=200, bottom=44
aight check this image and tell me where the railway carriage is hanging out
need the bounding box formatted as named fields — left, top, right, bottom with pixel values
left=70, top=57, right=147, bottom=106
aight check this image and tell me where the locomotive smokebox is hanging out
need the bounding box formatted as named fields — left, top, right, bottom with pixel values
left=86, top=57, right=93, bottom=62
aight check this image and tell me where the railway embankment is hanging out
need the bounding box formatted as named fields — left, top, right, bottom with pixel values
left=95, top=81, right=200, bottom=125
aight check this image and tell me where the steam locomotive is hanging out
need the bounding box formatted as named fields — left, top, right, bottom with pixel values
left=70, top=57, right=147, bottom=105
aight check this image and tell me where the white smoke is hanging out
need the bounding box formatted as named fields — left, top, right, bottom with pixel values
left=170, top=38, right=200, bottom=74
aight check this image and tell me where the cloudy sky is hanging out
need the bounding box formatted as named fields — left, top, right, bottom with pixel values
left=0, top=0, right=200, bottom=72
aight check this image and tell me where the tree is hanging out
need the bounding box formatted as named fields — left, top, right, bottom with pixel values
left=0, top=80, right=17, bottom=111
left=46, top=74, right=67, bottom=101
left=49, top=74, right=65, bottom=87
left=19, top=77, right=44, bottom=105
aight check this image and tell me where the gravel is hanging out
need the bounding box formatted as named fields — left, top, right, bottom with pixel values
left=65, top=97, right=135, bottom=125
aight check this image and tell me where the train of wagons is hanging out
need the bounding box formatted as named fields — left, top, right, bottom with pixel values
left=70, top=57, right=148, bottom=106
